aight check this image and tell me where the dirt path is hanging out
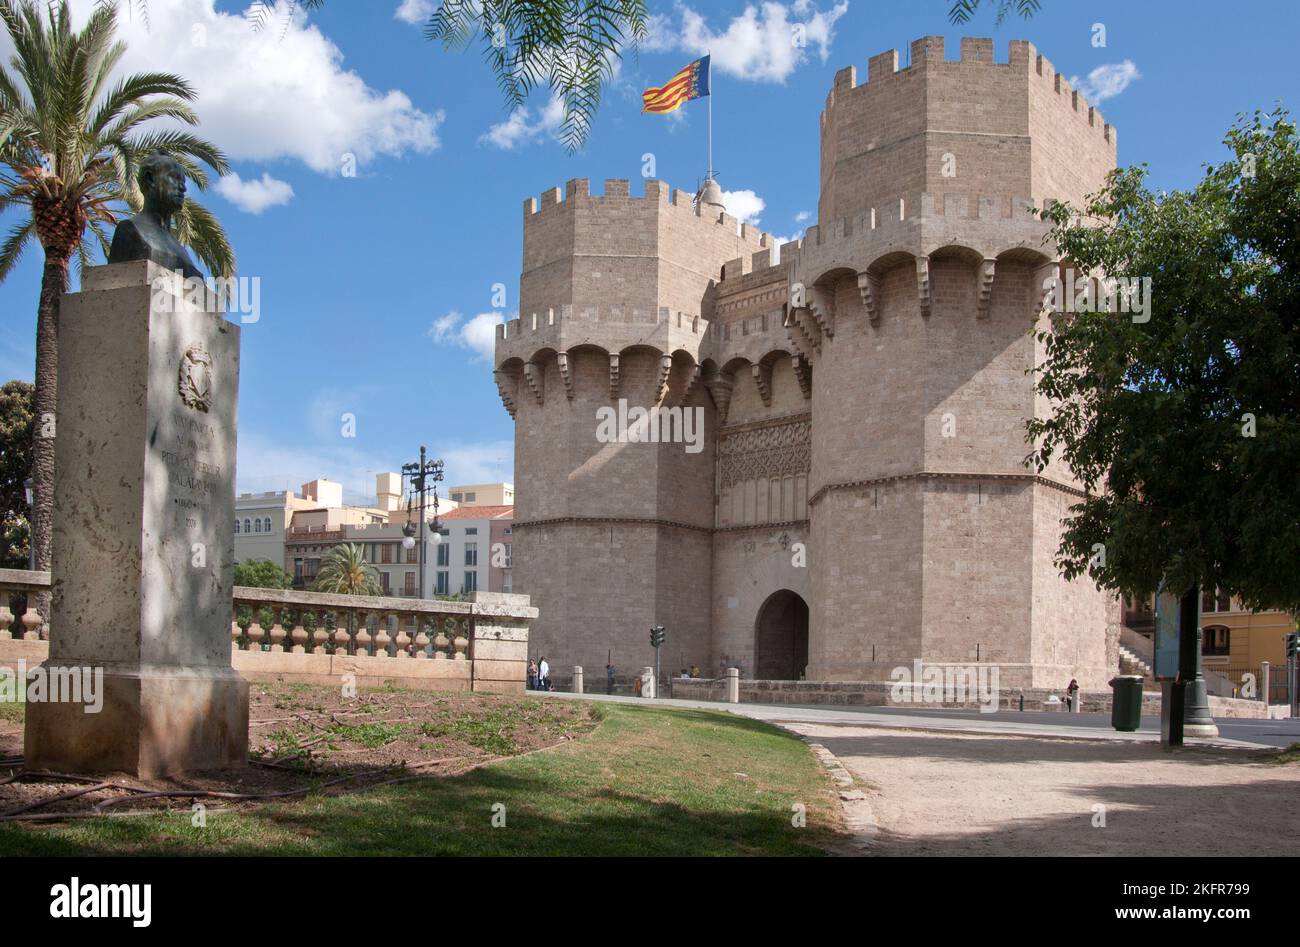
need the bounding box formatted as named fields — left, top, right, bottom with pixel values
left=783, top=722, right=1300, bottom=856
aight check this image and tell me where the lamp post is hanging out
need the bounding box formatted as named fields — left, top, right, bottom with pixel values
left=400, top=445, right=444, bottom=602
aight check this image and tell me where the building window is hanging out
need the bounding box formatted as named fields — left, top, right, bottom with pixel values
left=451, top=493, right=462, bottom=502
left=243, top=518, right=252, bottom=533
left=234, top=519, right=241, bottom=534
left=465, top=527, right=477, bottom=535
left=435, top=571, right=449, bottom=595
left=464, top=542, right=477, bottom=567
left=253, top=519, right=262, bottom=533
left=503, top=573, right=512, bottom=593
left=381, top=544, right=393, bottom=564
left=380, top=572, right=391, bottom=594
left=1201, top=587, right=1232, bottom=613
left=264, top=517, right=272, bottom=532
left=436, top=543, right=449, bottom=567
left=406, top=545, right=418, bottom=563
left=404, top=572, right=416, bottom=595
left=503, top=543, right=512, bottom=568
left=464, top=571, right=478, bottom=593
left=294, top=559, right=303, bottom=581
left=465, top=492, right=476, bottom=502
left=1203, top=626, right=1230, bottom=657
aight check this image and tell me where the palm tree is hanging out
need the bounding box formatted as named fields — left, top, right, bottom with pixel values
left=0, top=0, right=234, bottom=616
left=312, top=543, right=382, bottom=597
left=313, top=542, right=382, bottom=651
left=291, top=0, right=648, bottom=153
left=947, top=0, right=1041, bottom=24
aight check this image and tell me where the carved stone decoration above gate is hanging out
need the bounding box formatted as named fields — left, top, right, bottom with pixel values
left=718, top=414, right=811, bottom=489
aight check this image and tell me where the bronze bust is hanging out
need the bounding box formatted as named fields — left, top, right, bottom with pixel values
left=108, top=152, right=203, bottom=279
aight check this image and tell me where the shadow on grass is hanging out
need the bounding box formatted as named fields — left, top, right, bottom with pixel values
left=0, top=702, right=841, bottom=857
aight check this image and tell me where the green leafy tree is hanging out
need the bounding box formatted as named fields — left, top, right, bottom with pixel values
left=0, top=379, right=33, bottom=571
left=0, top=0, right=235, bottom=616
left=1028, top=109, right=1300, bottom=613
left=233, top=558, right=294, bottom=631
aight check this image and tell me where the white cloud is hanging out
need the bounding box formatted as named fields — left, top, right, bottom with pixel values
left=394, top=0, right=435, bottom=24
left=1070, top=60, right=1141, bottom=104
left=480, top=96, right=565, bottom=149
left=794, top=210, right=811, bottom=223
left=428, top=311, right=507, bottom=362
left=649, top=1, right=849, bottom=82
left=14, top=1, right=444, bottom=177
left=722, top=188, right=766, bottom=225
left=215, top=171, right=294, bottom=214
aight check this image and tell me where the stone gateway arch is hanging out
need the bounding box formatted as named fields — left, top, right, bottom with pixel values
left=494, top=36, right=1122, bottom=690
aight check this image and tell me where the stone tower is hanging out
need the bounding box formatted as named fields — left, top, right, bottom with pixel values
left=495, top=37, right=1124, bottom=689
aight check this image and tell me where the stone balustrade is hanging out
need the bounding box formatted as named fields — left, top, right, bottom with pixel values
left=0, top=570, right=535, bottom=694
left=0, top=567, right=50, bottom=640
left=231, top=585, right=479, bottom=659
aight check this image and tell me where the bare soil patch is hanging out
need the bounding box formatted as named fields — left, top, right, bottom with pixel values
left=0, top=683, right=595, bottom=823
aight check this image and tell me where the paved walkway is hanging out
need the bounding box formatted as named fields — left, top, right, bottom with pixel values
left=541, top=689, right=1286, bottom=750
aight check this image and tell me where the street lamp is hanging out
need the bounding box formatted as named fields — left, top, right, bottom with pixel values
left=400, top=445, right=444, bottom=602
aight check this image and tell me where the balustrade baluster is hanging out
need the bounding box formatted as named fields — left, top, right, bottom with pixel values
left=394, top=612, right=412, bottom=658
left=268, top=607, right=287, bottom=652
left=332, top=610, right=350, bottom=655
left=414, top=614, right=430, bottom=659
left=246, top=615, right=265, bottom=652
left=0, top=598, right=13, bottom=640
left=354, top=610, right=372, bottom=656
left=290, top=611, right=309, bottom=653
left=433, top=616, right=449, bottom=659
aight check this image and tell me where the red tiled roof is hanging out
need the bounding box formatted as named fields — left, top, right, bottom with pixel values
left=439, top=505, right=513, bottom=520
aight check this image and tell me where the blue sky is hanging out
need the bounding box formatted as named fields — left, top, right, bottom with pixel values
left=1, top=0, right=1296, bottom=503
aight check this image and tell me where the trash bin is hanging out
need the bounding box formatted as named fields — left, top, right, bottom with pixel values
left=1109, top=675, right=1144, bottom=732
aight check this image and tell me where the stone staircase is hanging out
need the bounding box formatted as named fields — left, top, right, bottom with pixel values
left=1119, top=643, right=1154, bottom=680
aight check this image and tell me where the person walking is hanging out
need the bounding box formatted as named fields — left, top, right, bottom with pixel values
left=538, top=656, right=550, bottom=691
left=606, top=663, right=615, bottom=695
left=527, top=659, right=538, bottom=691
left=1066, top=678, right=1080, bottom=712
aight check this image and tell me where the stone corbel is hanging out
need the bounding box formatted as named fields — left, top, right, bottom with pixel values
left=976, top=258, right=996, bottom=319
left=522, top=361, right=545, bottom=405
left=809, top=286, right=836, bottom=339
left=680, top=363, right=702, bottom=406
left=791, top=354, right=812, bottom=399
left=752, top=361, right=772, bottom=407
left=857, top=271, right=880, bottom=323
left=493, top=370, right=517, bottom=419
left=705, top=371, right=735, bottom=423
left=655, top=354, right=673, bottom=402
left=556, top=352, right=574, bottom=400
left=916, top=256, right=931, bottom=318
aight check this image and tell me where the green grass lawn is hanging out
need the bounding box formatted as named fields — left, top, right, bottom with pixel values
left=0, top=699, right=844, bottom=856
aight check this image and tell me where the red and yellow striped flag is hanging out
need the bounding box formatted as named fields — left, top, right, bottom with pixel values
left=642, top=55, right=711, bottom=114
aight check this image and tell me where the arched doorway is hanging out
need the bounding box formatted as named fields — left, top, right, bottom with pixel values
left=754, top=590, right=809, bottom=680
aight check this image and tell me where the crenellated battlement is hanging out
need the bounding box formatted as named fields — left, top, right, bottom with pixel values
left=522, top=177, right=773, bottom=252
left=823, top=36, right=1114, bottom=146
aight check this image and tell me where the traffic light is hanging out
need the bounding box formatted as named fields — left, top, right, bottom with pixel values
left=1287, top=631, right=1299, bottom=660
left=649, top=625, right=665, bottom=649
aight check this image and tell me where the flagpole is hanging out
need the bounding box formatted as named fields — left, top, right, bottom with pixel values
left=707, top=57, right=713, bottom=181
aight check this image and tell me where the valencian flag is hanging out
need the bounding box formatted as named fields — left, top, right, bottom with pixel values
left=642, top=55, right=711, bottom=114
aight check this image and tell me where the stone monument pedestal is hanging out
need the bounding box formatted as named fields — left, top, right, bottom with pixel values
left=24, top=261, right=248, bottom=777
